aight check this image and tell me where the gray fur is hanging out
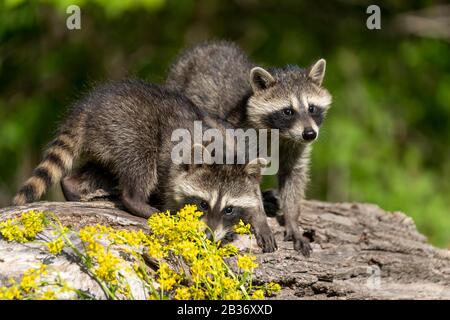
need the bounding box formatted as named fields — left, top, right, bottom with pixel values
left=13, top=79, right=276, bottom=252
left=166, top=41, right=333, bottom=256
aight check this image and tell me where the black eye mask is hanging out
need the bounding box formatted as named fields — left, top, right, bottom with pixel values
left=183, top=196, right=209, bottom=213
left=264, top=108, right=299, bottom=132
left=310, top=108, right=325, bottom=126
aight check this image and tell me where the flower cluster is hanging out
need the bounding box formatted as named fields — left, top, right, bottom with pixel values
left=0, top=210, right=46, bottom=242
left=237, top=255, right=258, bottom=272
left=0, top=265, right=72, bottom=300
left=0, top=205, right=281, bottom=300
left=145, top=205, right=260, bottom=300
left=233, top=219, right=251, bottom=235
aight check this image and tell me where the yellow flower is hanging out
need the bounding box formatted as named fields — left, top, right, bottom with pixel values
left=224, top=290, right=242, bottom=300
left=190, top=287, right=206, bottom=300
left=234, top=219, right=251, bottom=235
left=0, top=219, right=25, bottom=242
left=252, top=289, right=265, bottom=300
left=175, top=240, right=199, bottom=261
left=237, top=255, right=258, bottom=272
left=178, top=204, right=202, bottom=219
left=107, top=228, right=148, bottom=246
left=19, top=269, right=40, bottom=293
left=0, top=285, right=22, bottom=300
left=0, top=205, right=272, bottom=300
left=79, top=226, right=97, bottom=242
left=0, top=211, right=46, bottom=242
left=265, top=282, right=282, bottom=296
left=148, top=211, right=173, bottom=238
left=174, top=287, right=191, bottom=300
left=219, top=244, right=238, bottom=257
left=221, top=277, right=237, bottom=290
left=94, top=251, right=121, bottom=283
left=21, top=211, right=46, bottom=238
left=157, top=263, right=180, bottom=291
left=147, top=237, right=167, bottom=260
left=39, top=290, right=56, bottom=300
left=47, top=238, right=65, bottom=254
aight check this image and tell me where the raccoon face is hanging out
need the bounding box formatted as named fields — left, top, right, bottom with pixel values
left=247, top=59, right=332, bottom=143
left=170, top=161, right=265, bottom=241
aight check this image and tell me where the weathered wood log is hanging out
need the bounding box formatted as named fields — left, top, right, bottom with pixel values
left=1, top=200, right=449, bottom=299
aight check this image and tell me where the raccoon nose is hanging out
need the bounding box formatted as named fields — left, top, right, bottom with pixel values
left=302, top=128, right=317, bottom=141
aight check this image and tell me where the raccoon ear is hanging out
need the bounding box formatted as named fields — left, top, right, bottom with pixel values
left=250, top=67, right=275, bottom=92
left=308, top=59, right=326, bottom=86
left=244, top=157, right=269, bottom=181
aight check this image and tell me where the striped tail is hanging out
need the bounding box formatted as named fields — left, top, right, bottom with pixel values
left=13, top=132, right=81, bottom=205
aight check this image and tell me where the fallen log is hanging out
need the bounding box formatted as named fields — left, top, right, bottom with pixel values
left=1, top=200, right=449, bottom=299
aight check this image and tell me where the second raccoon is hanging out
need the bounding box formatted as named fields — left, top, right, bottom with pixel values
left=13, top=79, right=277, bottom=252
left=166, top=41, right=333, bottom=256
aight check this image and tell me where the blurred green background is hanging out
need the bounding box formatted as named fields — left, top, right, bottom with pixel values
left=0, top=0, right=449, bottom=247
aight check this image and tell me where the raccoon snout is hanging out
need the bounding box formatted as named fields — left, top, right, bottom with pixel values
left=205, top=224, right=228, bottom=242
left=302, top=128, right=317, bottom=141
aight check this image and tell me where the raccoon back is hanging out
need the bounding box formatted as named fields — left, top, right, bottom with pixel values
left=166, top=40, right=254, bottom=122
left=14, top=79, right=201, bottom=205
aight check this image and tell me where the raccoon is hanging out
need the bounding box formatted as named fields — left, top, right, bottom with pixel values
left=166, top=41, right=333, bottom=256
left=13, top=79, right=277, bottom=252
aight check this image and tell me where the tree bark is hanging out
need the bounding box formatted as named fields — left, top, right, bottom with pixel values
left=1, top=200, right=449, bottom=299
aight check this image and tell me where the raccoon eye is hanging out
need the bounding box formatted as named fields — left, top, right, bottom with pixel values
left=308, top=105, right=316, bottom=113
left=224, top=206, right=234, bottom=215
left=200, top=200, right=209, bottom=210
left=283, top=108, right=294, bottom=116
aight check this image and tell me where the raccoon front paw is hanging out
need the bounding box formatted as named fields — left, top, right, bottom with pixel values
left=255, top=231, right=278, bottom=253
left=284, top=229, right=312, bottom=257
left=294, top=236, right=312, bottom=257
left=262, top=189, right=280, bottom=217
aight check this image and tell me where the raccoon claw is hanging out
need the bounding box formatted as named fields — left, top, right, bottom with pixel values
left=262, top=189, right=280, bottom=217
left=284, top=229, right=312, bottom=257
left=294, top=236, right=312, bottom=257
left=255, top=231, right=278, bottom=253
